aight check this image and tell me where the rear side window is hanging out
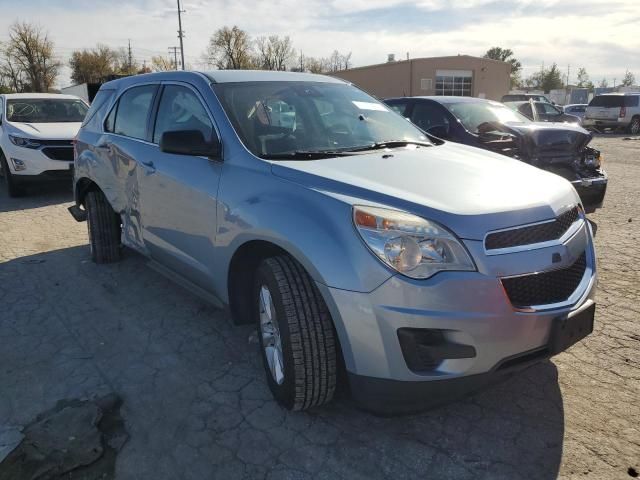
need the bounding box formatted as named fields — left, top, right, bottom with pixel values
left=153, top=85, right=214, bottom=144
left=82, top=89, right=114, bottom=128
left=589, top=96, right=625, bottom=108
left=385, top=100, right=410, bottom=116
left=110, top=85, right=157, bottom=140
left=625, top=96, right=639, bottom=107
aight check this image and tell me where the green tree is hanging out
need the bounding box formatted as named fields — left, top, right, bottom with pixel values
left=524, top=63, right=564, bottom=92
left=621, top=70, right=636, bottom=86
left=69, top=45, right=118, bottom=84
left=484, top=46, right=522, bottom=87
left=575, top=67, right=594, bottom=90
left=598, top=78, right=608, bottom=88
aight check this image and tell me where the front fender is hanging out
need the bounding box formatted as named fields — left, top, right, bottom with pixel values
left=213, top=164, right=393, bottom=301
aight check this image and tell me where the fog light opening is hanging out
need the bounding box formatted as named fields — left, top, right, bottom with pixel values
left=10, top=158, right=26, bottom=171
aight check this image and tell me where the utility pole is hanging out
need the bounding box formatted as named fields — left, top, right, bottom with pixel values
left=566, top=64, right=570, bottom=86
left=168, top=47, right=180, bottom=70
left=176, top=0, right=186, bottom=70
left=128, top=39, right=133, bottom=73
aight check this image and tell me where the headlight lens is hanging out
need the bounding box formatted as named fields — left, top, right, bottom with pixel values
left=353, top=205, right=476, bottom=279
left=8, top=135, right=41, bottom=149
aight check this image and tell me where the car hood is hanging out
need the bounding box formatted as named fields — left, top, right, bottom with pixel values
left=6, top=121, right=82, bottom=140
left=502, top=121, right=593, bottom=154
left=271, top=142, right=579, bottom=240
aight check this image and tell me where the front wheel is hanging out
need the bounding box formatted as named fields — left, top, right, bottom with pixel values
left=85, top=190, right=121, bottom=263
left=0, top=152, right=26, bottom=197
left=255, top=255, right=337, bottom=410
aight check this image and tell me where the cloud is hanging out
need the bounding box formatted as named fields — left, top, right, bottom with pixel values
left=0, top=0, right=637, bottom=88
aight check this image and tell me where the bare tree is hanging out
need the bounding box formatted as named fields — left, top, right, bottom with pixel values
left=621, top=70, right=636, bottom=87
left=206, top=26, right=254, bottom=69
left=151, top=55, right=175, bottom=72
left=256, top=35, right=295, bottom=71
left=69, top=44, right=118, bottom=84
left=304, top=56, right=329, bottom=74
left=113, top=47, right=139, bottom=76
left=3, top=22, right=60, bottom=92
left=0, top=42, right=27, bottom=92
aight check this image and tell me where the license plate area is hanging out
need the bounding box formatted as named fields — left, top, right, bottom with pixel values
left=549, top=302, right=595, bottom=354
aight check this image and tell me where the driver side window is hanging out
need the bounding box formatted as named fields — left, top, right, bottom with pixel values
left=153, top=85, right=214, bottom=144
left=410, top=102, right=450, bottom=132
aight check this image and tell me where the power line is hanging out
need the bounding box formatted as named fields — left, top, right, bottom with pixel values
left=176, top=0, right=186, bottom=70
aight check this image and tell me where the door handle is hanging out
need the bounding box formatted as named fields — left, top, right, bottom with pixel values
left=140, top=159, right=156, bottom=174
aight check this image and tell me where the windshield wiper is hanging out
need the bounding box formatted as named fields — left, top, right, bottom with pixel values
left=341, top=140, right=433, bottom=152
left=260, top=150, right=356, bottom=160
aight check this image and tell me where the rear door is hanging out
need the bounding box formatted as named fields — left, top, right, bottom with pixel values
left=136, top=82, right=222, bottom=291
left=101, top=84, right=159, bottom=251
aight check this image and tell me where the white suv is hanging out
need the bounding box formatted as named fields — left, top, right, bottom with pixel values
left=0, top=93, right=88, bottom=196
left=583, top=93, right=640, bottom=134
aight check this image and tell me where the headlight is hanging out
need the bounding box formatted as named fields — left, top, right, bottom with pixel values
left=353, top=205, right=476, bottom=279
left=8, top=135, right=41, bottom=149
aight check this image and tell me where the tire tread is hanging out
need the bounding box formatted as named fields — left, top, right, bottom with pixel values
left=264, top=255, right=337, bottom=410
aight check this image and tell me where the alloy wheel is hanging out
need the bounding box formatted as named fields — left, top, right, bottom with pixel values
left=259, top=285, right=285, bottom=385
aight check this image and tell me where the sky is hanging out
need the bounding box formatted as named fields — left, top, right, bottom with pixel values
left=0, top=0, right=638, bottom=88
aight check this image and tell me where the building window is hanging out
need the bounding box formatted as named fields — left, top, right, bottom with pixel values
left=420, top=78, right=433, bottom=91
left=435, top=70, right=473, bottom=96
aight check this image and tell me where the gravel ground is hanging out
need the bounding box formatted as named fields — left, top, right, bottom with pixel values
left=0, top=135, right=638, bottom=479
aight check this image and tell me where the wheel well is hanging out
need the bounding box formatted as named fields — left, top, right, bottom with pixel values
left=227, top=240, right=289, bottom=325
left=75, top=177, right=100, bottom=206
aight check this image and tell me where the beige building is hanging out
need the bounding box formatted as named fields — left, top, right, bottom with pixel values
left=332, top=55, right=511, bottom=101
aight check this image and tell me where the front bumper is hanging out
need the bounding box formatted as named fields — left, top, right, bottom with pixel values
left=2, top=141, right=74, bottom=177
left=582, top=118, right=627, bottom=130
left=319, top=219, right=597, bottom=413
left=571, top=171, right=608, bottom=213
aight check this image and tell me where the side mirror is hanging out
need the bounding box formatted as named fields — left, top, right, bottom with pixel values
left=159, top=130, right=221, bottom=158
left=426, top=124, right=449, bottom=138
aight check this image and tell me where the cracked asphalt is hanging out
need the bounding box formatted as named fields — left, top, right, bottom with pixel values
left=1, top=136, right=638, bottom=479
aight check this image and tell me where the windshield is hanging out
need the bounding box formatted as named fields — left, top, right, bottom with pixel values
left=445, top=102, right=530, bottom=133
left=212, top=81, right=429, bottom=158
left=6, top=98, right=88, bottom=123
left=589, top=95, right=639, bottom=108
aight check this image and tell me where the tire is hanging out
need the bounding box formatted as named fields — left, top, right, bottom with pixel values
left=628, top=116, right=640, bottom=135
left=85, top=190, right=121, bottom=263
left=254, top=255, right=337, bottom=410
left=0, top=151, right=26, bottom=197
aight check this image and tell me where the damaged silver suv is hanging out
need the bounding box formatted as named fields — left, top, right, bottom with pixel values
left=70, top=71, right=597, bottom=413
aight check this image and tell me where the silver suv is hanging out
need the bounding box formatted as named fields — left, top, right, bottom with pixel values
left=583, top=93, right=640, bottom=134
left=70, top=71, right=597, bottom=414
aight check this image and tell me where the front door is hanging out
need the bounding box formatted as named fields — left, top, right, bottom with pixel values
left=137, top=82, right=222, bottom=291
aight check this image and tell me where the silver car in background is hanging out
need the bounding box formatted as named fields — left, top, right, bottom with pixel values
left=583, top=93, right=640, bottom=133
left=70, top=71, right=597, bottom=414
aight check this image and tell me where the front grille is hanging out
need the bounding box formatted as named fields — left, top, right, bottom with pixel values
left=42, top=146, right=73, bottom=161
left=485, top=206, right=580, bottom=250
left=501, top=252, right=587, bottom=308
